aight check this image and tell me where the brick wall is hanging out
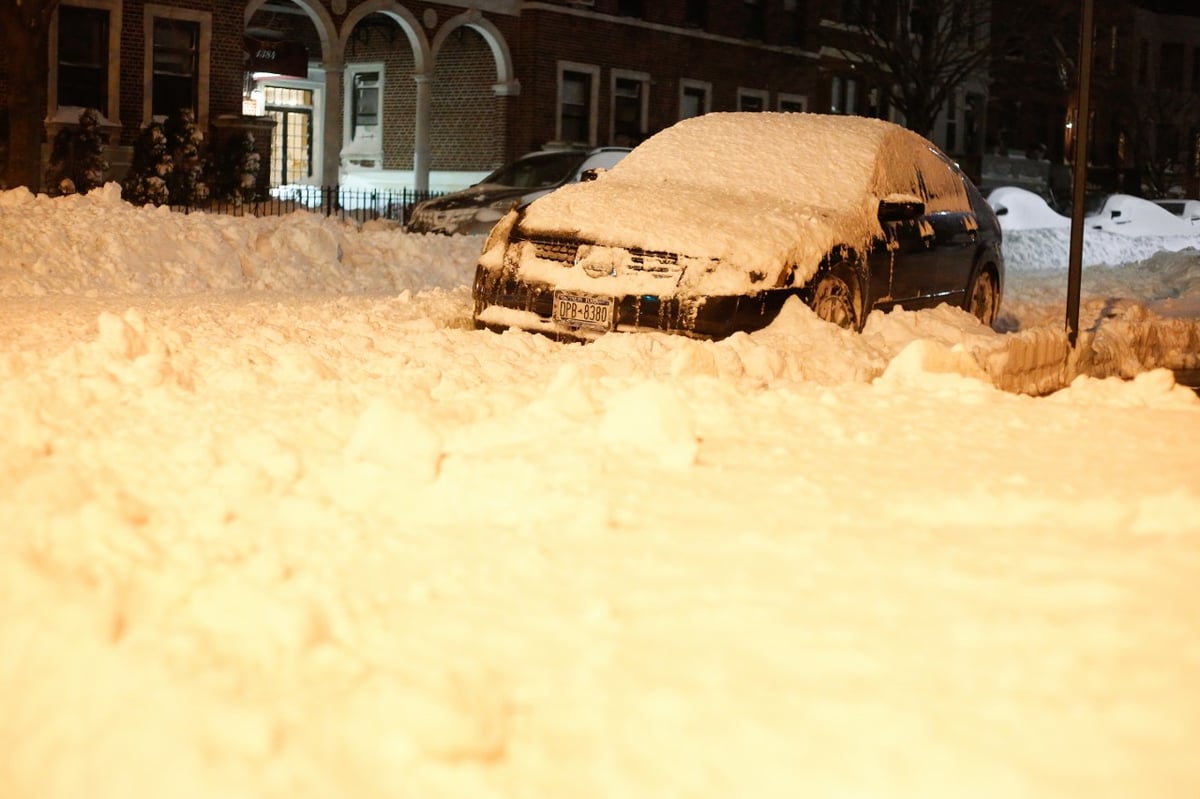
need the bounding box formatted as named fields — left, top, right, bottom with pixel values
left=113, top=0, right=246, bottom=147
left=504, top=7, right=819, bottom=162
left=343, top=23, right=418, bottom=170
left=431, top=27, right=504, bottom=170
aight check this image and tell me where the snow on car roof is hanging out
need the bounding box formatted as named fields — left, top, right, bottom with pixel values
left=517, top=112, right=968, bottom=294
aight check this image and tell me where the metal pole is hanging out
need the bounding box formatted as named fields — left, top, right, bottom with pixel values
left=1066, top=0, right=1094, bottom=347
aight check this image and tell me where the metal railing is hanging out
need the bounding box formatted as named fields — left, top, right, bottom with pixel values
left=170, top=185, right=443, bottom=225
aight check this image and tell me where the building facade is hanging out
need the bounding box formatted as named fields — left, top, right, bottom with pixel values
left=986, top=0, right=1200, bottom=202
left=6, top=0, right=993, bottom=193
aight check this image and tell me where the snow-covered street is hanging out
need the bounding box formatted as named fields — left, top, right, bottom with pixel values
left=1, top=185, right=1199, bottom=798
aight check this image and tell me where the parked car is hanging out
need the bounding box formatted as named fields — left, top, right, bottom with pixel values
left=1153, top=198, right=1200, bottom=227
left=1085, top=194, right=1198, bottom=236
left=987, top=186, right=1071, bottom=231
left=405, top=146, right=631, bottom=235
left=472, top=112, right=1004, bottom=340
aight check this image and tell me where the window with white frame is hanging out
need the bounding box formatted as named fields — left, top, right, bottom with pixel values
left=612, top=70, right=649, bottom=145
left=49, top=0, right=122, bottom=120
left=738, top=88, right=769, bottom=112
left=144, top=4, right=211, bottom=126
left=679, top=79, right=711, bottom=119
left=343, top=63, right=383, bottom=168
left=778, top=93, right=807, bottom=112
left=558, top=62, right=599, bottom=145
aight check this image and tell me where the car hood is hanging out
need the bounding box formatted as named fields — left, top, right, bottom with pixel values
left=515, top=177, right=882, bottom=295
left=422, top=183, right=529, bottom=211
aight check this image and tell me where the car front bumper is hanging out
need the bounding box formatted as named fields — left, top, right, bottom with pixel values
left=471, top=266, right=803, bottom=341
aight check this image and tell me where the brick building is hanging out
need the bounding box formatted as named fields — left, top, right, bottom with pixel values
left=7, top=0, right=991, bottom=193
left=985, top=0, right=1200, bottom=202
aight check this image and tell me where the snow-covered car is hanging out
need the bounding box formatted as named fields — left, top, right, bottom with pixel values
left=405, top=146, right=631, bottom=236
left=472, top=112, right=1004, bottom=340
left=987, top=186, right=1071, bottom=231
left=1086, top=194, right=1198, bottom=236
left=1153, top=198, right=1200, bottom=227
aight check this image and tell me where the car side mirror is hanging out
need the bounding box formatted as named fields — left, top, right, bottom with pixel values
left=878, top=196, right=925, bottom=222
left=580, top=168, right=605, bottom=182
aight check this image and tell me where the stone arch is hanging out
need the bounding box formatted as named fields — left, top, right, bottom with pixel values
left=431, top=10, right=517, bottom=92
left=337, top=0, right=431, bottom=72
left=244, top=0, right=338, bottom=64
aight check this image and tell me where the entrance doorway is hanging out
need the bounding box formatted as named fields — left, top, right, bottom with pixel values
left=264, top=85, right=314, bottom=185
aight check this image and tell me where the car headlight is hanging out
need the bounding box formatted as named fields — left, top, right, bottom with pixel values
left=476, top=198, right=518, bottom=225
left=480, top=207, right=519, bottom=265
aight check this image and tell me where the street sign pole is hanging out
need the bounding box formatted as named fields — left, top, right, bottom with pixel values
left=1066, top=0, right=1095, bottom=347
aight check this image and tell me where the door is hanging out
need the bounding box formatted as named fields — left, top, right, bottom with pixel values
left=263, top=85, right=315, bottom=186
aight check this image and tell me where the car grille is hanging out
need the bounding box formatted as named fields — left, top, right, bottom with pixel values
left=514, top=235, right=697, bottom=281
left=526, top=238, right=577, bottom=264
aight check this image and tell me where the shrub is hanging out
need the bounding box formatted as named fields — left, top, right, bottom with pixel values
left=44, top=108, right=110, bottom=196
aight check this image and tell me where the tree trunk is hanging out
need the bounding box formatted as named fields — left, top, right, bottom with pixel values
left=1, top=6, right=52, bottom=192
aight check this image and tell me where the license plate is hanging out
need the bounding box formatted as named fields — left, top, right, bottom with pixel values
left=552, top=291, right=614, bottom=330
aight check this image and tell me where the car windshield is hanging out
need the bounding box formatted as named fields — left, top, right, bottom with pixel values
left=481, top=151, right=587, bottom=189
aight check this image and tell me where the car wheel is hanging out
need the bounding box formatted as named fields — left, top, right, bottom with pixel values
left=966, top=268, right=999, bottom=327
left=810, top=272, right=859, bottom=331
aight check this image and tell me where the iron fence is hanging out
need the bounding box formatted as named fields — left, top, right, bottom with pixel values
left=170, top=185, right=443, bottom=226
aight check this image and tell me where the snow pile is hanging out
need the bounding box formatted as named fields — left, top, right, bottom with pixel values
left=0, top=184, right=479, bottom=296
left=1, top=188, right=1200, bottom=799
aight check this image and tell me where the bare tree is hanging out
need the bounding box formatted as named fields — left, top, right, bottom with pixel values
left=835, top=0, right=994, bottom=137
left=1117, top=89, right=1200, bottom=197
left=1, top=0, right=60, bottom=191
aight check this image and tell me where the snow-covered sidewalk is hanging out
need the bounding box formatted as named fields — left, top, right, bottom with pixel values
left=2, top=186, right=1199, bottom=799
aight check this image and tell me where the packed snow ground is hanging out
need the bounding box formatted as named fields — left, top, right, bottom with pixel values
left=1, top=184, right=1199, bottom=799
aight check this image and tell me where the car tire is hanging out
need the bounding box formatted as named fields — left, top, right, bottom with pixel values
left=809, top=271, right=860, bottom=331
left=966, top=267, right=1000, bottom=328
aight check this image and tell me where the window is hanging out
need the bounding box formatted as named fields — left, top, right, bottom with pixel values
left=679, top=80, right=710, bottom=119
left=343, top=64, right=382, bottom=168
left=963, top=93, right=982, bottom=154
left=143, top=6, right=211, bottom=127
left=612, top=72, right=649, bottom=146
left=783, top=0, right=806, bottom=46
left=57, top=6, right=109, bottom=111
left=744, top=0, right=765, bottom=40
left=830, top=76, right=861, bottom=115
left=685, top=0, right=708, bottom=28
left=1157, top=122, right=1180, bottom=165
left=49, top=0, right=121, bottom=119
left=841, top=0, right=864, bottom=25
left=945, top=92, right=958, bottom=152
left=559, top=63, right=598, bottom=145
left=1160, top=42, right=1185, bottom=90
left=153, top=18, right=198, bottom=118
left=738, top=88, right=768, bottom=112
left=617, top=0, right=645, bottom=18
left=778, top=93, right=807, bottom=112
left=353, top=71, right=380, bottom=130
left=265, top=85, right=314, bottom=185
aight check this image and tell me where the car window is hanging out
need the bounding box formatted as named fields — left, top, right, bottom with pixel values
left=580, top=150, right=629, bottom=175
left=481, top=152, right=589, bottom=189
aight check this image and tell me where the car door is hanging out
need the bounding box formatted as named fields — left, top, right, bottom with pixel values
left=874, top=212, right=937, bottom=309
left=890, top=151, right=976, bottom=308
left=924, top=204, right=977, bottom=302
